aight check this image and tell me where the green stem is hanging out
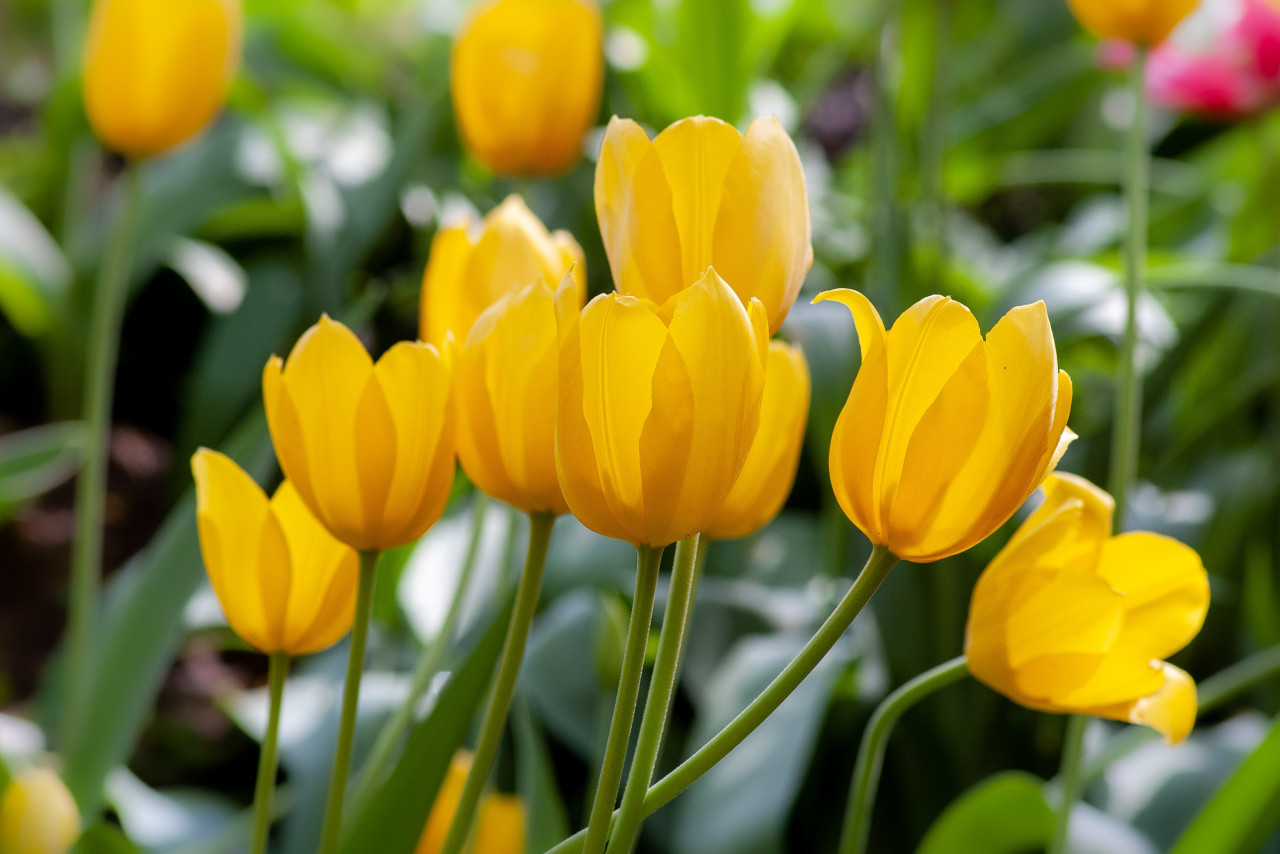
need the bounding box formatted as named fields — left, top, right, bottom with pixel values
left=580, top=545, right=664, bottom=854
left=837, top=656, right=969, bottom=854
left=438, top=512, right=555, bottom=854
left=547, top=545, right=900, bottom=854
left=1048, top=714, right=1089, bottom=854
left=318, top=550, right=379, bottom=854
left=608, top=535, right=703, bottom=853
left=62, top=162, right=143, bottom=755
left=251, top=653, right=290, bottom=854
left=920, top=0, right=952, bottom=287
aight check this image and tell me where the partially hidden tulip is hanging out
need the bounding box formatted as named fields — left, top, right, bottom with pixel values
left=596, top=115, right=812, bottom=334
left=704, top=341, right=811, bottom=540
left=1067, top=0, right=1199, bottom=45
left=556, top=268, right=769, bottom=547
left=817, top=290, right=1074, bottom=563
left=417, top=752, right=526, bottom=854
left=451, top=0, right=603, bottom=175
left=0, top=768, right=81, bottom=854
left=84, top=0, right=242, bottom=158
left=966, top=473, right=1209, bottom=743
left=264, top=316, right=455, bottom=552
left=420, top=195, right=586, bottom=348
left=192, top=449, right=358, bottom=655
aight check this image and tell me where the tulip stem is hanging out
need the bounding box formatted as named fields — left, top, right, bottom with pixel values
left=251, top=653, right=290, bottom=854
left=837, top=655, right=970, bottom=854
left=318, top=549, right=379, bottom=854
left=62, top=161, right=143, bottom=756
left=546, top=545, right=899, bottom=854
left=438, top=511, right=555, bottom=854
left=1048, top=714, right=1089, bottom=854
left=580, top=544, right=664, bottom=854
left=608, top=534, right=703, bottom=853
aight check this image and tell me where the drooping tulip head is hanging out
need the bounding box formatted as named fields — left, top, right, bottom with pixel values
left=596, top=115, right=812, bottom=335
left=816, top=290, right=1074, bottom=563
left=263, top=316, right=456, bottom=552
left=0, top=768, right=81, bottom=854
left=555, top=268, right=769, bottom=547
left=417, top=752, right=526, bottom=854
left=965, top=473, right=1210, bottom=743
left=1067, top=0, right=1199, bottom=45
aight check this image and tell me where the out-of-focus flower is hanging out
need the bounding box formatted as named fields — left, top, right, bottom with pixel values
left=1067, top=0, right=1200, bottom=45
left=966, top=473, right=1210, bottom=743
left=704, top=341, right=811, bottom=540
left=420, top=195, right=585, bottom=348
left=192, top=449, right=357, bottom=655
left=451, top=0, right=603, bottom=176
left=596, top=115, right=812, bottom=335
left=417, top=752, right=526, bottom=854
left=556, top=269, right=769, bottom=547
left=83, top=0, right=242, bottom=158
left=0, top=768, right=81, bottom=854
left=815, top=290, right=1075, bottom=563
left=263, top=316, right=455, bottom=552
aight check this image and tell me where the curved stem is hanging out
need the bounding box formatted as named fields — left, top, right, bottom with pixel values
left=318, top=550, right=379, bottom=854
left=251, top=653, right=290, bottom=854
left=63, top=162, right=143, bottom=754
left=837, top=656, right=969, bottom=854
left=580, top=545, right=664, bottom=854
left=1048, top=714, right=1089, bottom=854
left=438, top=512, right=555, bottom=854
left=608, top=535, right=702, bottom=853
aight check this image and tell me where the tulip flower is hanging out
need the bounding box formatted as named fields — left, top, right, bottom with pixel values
left=555, top=268, right=768, bottom=548
left=816, top=290, right=1074, bottom=563
left=596, top=115, right=812, bottom=334
left=263, top=315, right=455, bottom=552
left=0, top=768, right=81, bottom=854
left=966, top=473, right=1209, bottom=743
left=192, top=449, right=357, bottom=656
left=418, top=753, right=526, bottom=854
left=451, top=0, right=603, bottom=175
left=705, top=341, right=811, bottom=540
left=83, top=0, right=242, bottom=158
left=1066, top=0, right=1199, bottom=45
left=420, top=195, right=586, bottom=348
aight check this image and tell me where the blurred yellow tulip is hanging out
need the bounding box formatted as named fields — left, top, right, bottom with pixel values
left=596, top=115, right=812, bottom=334
left=263, top=316, right=455, bottom=552
left=966, top=473, right=1209, bottom=743
left=83, top=0, right=242, bottom=158
left=556, top=268, right=769, bottom=547
left=451, top=0, right=603, bottom=175
left=192, top=449, right=358, bottom=656
left=0, top=768, right=81, bottom=854
left=1066, top=0, right=1198, bottom=44
left=418, top=753, right=526, bottom=854
left=420, top=195, right=586, bottom=348
left=705, top=341, right=811, bottom=540
left=816, top=290, right=1074, bottom=563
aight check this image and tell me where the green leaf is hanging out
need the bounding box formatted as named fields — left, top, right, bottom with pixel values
left=916, top=772, right=1053, bottom=854
left=0, top=421, right=85, bottom=520
left=0, top=187, right=71, bottom=336
left=74, top=825, right=141, bottom=854
left=513, top=698, right=570, bottom=854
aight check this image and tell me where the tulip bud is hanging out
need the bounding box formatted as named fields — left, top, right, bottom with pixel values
left=1067, top=0, right=1199, bottom=45
left=418, top=752, right=526, bottom=854
left=0, top=768, right=81, bottom=854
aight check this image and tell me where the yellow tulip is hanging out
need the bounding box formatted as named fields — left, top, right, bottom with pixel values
left=816, top=290, right=1075, bottom=563
left=965, top=473, right=1209, bottom=743
left=420, top=195, right=586, bottom=348
left=1066, top=0, right=1198, bottom=44
left=263, top=316, right=455, bottom=552
left=451, top=0, right=603, bottom=176
left=83, top=0, right=242, bottom=158
left=0, top=768, right=81, bottom=854
left=556, top=268, right=769, bottom=548
left=705, top=341, right=811, bottom=540
left=192, top=449, right=358, bottom=655
left=596, top=115, right=812, bottom=335
left=418, top=753, right=526, bottom=854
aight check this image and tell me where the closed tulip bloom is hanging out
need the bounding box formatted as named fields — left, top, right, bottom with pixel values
left=417, top=753, right=526, bottom=854
left=0, top=768, right=80, bottom=854
left=84, top=0, right=242, bottom=158
left=451, top=0, right=603, bottom=175
left=556, top=268, right=769, bottom=547
left=596, top=115, right=812, bottom=334
left=705, top=341, right=811, bottom=540
left=1067, top=0, right=1198, bottom=45
left=816, top=290, right=1074, bottom=563
left=264, top=316, right=455, bottom=552
left=192, top=449, right=358, bottom=655
left=966, top=473, right=1209, bottom=743
left=420, top=195, right=586, bottom=348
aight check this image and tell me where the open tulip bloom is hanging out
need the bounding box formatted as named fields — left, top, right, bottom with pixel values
left=1067, top=0, right=1200, bottom=45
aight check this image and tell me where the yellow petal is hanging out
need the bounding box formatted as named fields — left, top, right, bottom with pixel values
left=1055, top=652, right=1167, bottom=708
left=1066, top=0, right=1198, bottom=44
left=1006, top=567, right=1125, bottom=671
left=614, top=133, right=687, bottom=302
left=1096, top=532, right=1210, bottom=661
left=636, top=332, right=696, bottom=546
left=0, top=768, right=81, bottom=854
left=596, top=117, right=662, bottom=298
left=1125, top=663, right=1198, bottom=744
left=417, top=753, right=472, bottom=854
left=420, top=220, right=476, bottom=347
left=474, top=793, right=526, bottom=854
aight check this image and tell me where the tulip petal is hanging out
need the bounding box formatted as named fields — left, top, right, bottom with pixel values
left=475, top=794, right=527, bottom=854
left=1006, top=566, right=1125, bottom=671
left=254, top=501, right=294, bottom=652
left=1096, top=532, right=1211, bottom=661
left=1056, top=651, right=1167, bottom=708
left=421, top=221, right=476, bottom=346
left=637, top=334, right=696, bottom=545
left=1125, top=663, right=1197, bottom=744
